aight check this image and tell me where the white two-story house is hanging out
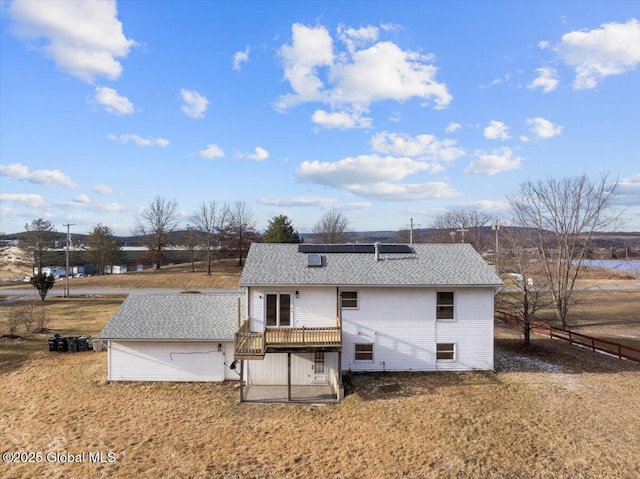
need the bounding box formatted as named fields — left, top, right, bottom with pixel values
left=235, top=243, right=502, bottom=403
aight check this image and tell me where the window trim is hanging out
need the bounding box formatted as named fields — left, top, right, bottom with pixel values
left=354, top=343, right=374, bottom=362
left=340, top=291, right=359, bottom=309
left=436, top=343, right=456, bottom=361
left=436, top=291, right=455, bottom=321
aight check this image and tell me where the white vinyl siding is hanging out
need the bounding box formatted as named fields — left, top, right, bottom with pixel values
left=342, top=287, right=495, bottom=372
left=249, top=287, right=337, bottom=331
left=108, top=341, right=236, bottom=382
left=245, top=352, right=339, bottom=386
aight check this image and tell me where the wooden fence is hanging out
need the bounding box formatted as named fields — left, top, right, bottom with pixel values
left=496, top=310, right=640, bottom=364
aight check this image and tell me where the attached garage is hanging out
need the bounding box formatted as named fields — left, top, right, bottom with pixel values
left=99, top=293, right=244, bottom=382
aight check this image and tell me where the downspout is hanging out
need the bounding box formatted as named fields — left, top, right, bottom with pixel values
left=374, top=242, right=380, bottom=262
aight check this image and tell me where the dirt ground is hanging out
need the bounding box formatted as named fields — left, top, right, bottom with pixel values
left=1, top=323, right=639, bottom=479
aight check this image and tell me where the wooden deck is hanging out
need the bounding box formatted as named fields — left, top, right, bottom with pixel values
left=235, top=318, right=342, bottom=359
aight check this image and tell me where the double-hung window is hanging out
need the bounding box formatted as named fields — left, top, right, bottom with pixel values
left=436, top=343, right=456, bottom=361
left=341, top=291, right=358, bottom=309
left=354, top=343, right=373, bottom=361
left=436, top=292, right=454, bottom=320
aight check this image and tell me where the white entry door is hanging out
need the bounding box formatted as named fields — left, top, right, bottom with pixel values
left=313, top=352, right=327, bottom=383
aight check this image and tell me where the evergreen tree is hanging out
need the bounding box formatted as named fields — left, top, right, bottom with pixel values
left=262, top=215, right=302, bottom=243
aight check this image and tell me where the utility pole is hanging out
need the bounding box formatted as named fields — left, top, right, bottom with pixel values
left=410, top=218, right=413, bottom=245
left=63, top=223, right=75, bottom=298
left=492, top=220, right=501, bottom=275
left=456, top=225, right=468, bottom=243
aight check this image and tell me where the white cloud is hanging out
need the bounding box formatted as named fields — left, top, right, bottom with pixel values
left=9, top=0, right=136, bottom=83
left=198, top=144, right=225, bottom=159
left=616, top=173, right=640, bottom=206
left=347, top=181, right=460, bottom=201
left=311, top=110, right=372, bottom=129
left=55, top=199, right=126, bottom=212
left=483, top=120, right=511, bottom=140
left=449, top=200, right=509, bottom=213
left=464, top=147, right=523, bottom=176
left=259, top=196, right=372, bottom=210
left=94, top=184, right=114, bottom=195
left=277, top=24, right=334, bottom=109
left=108, top=134, right=169, bottom=147
left=0, top=193, right=46, bottom=207
left=180, top=88, right=209, bottom=119
left=526, top=117, right=563, bottom=139
left=554, top=18, right=640, bottom=89
left=445, top=122, right=462, bottom=133
left=275, top=23, right=452, bottom=125
left=528, top=67, right=559, bottom=93
left=247, top=147, right=269, bottom=161
left=233, top=46, right=250, bottom=71
left=337, top=24, right=379, bottom=53
left=297, top=155, right=433, bottom=187
left=93, top=86, right=134, bottom=115
left=0, top=162, right=77, bottom=189
left=370, top=131, right=465, bottom=163
left=329, top=41, right=451, bottom=110
left=74, top=193, right=90, bottom=204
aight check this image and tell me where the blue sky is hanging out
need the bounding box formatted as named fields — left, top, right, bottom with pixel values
left=1, top=0, right=639, bottom=236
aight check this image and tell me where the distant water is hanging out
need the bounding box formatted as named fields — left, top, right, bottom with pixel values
left=579, top=259, right=640, bottom=272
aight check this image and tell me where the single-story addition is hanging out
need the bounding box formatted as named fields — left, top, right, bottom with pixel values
left=98, top=292, right=244, bottom=382
left=235, top=243, right=503, bottom=403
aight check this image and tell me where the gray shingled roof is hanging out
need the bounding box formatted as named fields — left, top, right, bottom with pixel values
left=239, top=243, right=502, bottom=287
left=98, top=292, right=245, bottom=340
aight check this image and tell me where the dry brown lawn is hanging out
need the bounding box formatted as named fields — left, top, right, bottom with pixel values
left=2, top=296, right=640, bottom=478
left=525, top=290, right=640, bottom=351
left=0, top=259, right=242, bottom=292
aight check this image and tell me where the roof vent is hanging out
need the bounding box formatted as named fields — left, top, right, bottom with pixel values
left=307, top=254, right=323, bottom=267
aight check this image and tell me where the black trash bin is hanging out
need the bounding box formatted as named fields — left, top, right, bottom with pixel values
left=77, top=337, right=89, bottom=352
left=57, top=337, right=69, bottom=352
left=68, top=337, right=79, bottom=353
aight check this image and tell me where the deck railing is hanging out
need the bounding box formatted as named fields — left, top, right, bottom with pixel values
left=235, top=319, right=266, bottom=358
left=235, top=316, right=342, bottom=359
left=265, top=325, right=341, bottom=348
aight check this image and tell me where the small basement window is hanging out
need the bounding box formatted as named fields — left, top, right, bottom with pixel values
left=354, top=343, right=373, bottom=361
left=341, top=291, right=358, bottom=309
left=436, top=343, right=456, bottom=361
left=436, top=292, right=454, bottom=320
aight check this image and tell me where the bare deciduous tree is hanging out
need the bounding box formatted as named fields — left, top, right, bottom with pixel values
left=312, top=210, right=352, bottom=244
left=23, top=218, right=57, bottom=271
left=430, top=210, right=493, bottom=253
left=86, top=223, right=122, bottom=275
left=133, top=196, right=180, bottom=269
left=190, top=201, right=228, bottom=275
left=496, top=229, right=552, bottom=346
left=223, top=201, right=258, bottom=266
left=508, top=173, right=619, bottom=327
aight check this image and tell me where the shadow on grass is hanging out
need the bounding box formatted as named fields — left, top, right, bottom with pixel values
left=495, top=336, right=640, bottom=373
left=345, top=370, right=500, bottom=402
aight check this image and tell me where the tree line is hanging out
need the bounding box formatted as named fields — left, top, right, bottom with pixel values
left=20, top=173, right=622, bottom=341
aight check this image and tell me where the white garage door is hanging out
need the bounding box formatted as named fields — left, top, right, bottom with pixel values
left=109, top=341, right=226, bottom=382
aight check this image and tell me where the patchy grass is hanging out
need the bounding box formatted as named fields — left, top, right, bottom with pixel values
left=532, top=290, right=640, bottom=350
left=1, top=295, right=640, bottom=478
left=0, top=259, right=242, bottom=291
left=0, top=298, right=124, bottom=374
left=1, top=324, right=639, bottom=478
